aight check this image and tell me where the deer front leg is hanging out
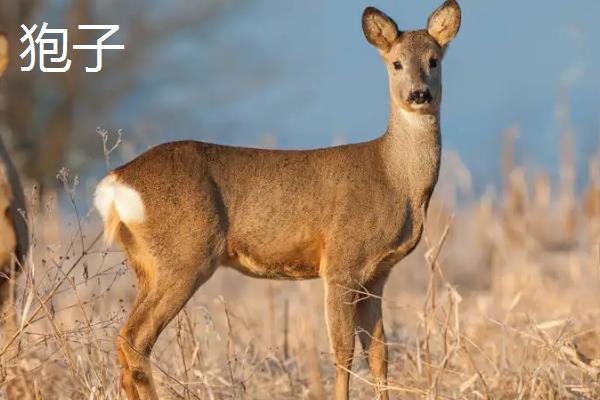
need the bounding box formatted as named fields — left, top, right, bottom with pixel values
left=356, top=273, right=389, bottom=400
left=324, top=279, right=358, bottom=400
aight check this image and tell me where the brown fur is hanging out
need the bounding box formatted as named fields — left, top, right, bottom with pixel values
left=98, top=2, right=461, bottom=399
left=0, top=33, right=28, bottom=344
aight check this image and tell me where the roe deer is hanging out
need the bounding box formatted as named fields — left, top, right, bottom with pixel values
left=0, top=33, right=29, bottom=343
left=94, top=1, right=460, bottom=399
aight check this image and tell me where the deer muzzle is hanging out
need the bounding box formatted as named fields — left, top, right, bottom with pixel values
left=408, top=89, right=433, bottom=105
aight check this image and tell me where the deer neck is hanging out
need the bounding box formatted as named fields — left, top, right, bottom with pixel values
left=379, top=105, right=441, bottom=208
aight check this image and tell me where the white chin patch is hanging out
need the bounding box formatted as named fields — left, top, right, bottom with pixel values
left=410, top=103, right=430, bottom=110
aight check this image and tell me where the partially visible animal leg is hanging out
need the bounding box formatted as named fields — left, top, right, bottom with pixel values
left=356, top=273, right=390, bottom=400
left=0, top=260, right=18, bottom=348
left=324, top=277, right=359, bottom=400
left=117, top=259, right=216, bottom=400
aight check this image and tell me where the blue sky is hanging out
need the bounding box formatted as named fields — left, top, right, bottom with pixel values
left=119, top=0, right=600, bottom=190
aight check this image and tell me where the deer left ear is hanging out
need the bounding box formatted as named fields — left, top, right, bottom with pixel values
left=0, top=33, right=8, bottom=77
left=427, top=0, right=461, bottom=48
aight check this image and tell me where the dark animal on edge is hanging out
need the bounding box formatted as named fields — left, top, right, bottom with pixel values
left=0, top=33, right=28, bottom=348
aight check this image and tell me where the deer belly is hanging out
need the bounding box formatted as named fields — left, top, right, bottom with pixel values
left=223, top=239, right=322, bottom=280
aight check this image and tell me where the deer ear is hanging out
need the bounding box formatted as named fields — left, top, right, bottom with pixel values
left=0, top=33, right=8, bottom=77
left=362, top=7, right=399, bottom=53
left=427, top=0, right=461, bottom=47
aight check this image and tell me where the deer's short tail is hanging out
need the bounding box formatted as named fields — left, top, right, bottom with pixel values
left=94, top=173, right=145, bottom=246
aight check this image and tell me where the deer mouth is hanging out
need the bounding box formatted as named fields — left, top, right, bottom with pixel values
left=410, top=102, right=431, bottom=110
left=397, top=100, right=439, bottom=115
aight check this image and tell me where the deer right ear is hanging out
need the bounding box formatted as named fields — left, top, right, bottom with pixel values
left=362, top=7, right=399, bottom=53
left=0, top=33, right=8, bottom=77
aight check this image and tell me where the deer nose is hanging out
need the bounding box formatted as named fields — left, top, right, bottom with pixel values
left=408, top=89, right=432, bottom=105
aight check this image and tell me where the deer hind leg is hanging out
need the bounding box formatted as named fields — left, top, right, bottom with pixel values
left=324, top=278, right=359, bottom=400
left=356, top=273, right=389, bottom=400
left=117, top=258, right=216, bottom=400
left=116, top=260, right=153, bottom=400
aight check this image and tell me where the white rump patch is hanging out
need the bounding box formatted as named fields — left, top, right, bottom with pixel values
left=94, top=174, right=145, bottom=224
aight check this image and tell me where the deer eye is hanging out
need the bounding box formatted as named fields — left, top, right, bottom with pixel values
left=429, top=58, right=438, bottom=68
left=392, top=61, right=403, bottom=70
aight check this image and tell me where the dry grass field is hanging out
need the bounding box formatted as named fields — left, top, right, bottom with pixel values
left=1, top=128, right=599, bottom=400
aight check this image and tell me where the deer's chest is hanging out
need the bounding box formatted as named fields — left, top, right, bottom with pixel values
left=372, top=199, right=426, bottom=267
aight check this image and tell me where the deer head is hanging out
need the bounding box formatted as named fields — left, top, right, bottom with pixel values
left=362, top=0, right=461, bottom=115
